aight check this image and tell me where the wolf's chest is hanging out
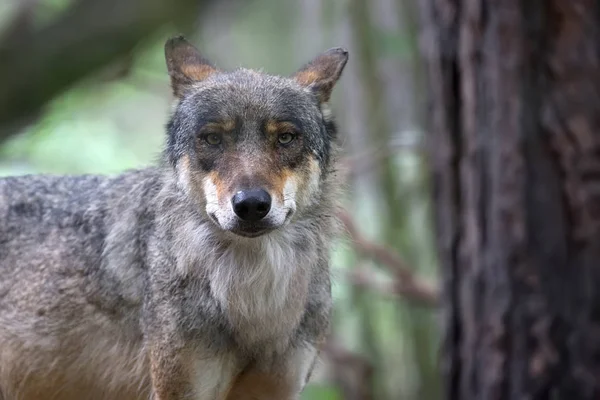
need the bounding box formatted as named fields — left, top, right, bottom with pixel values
left=208, top=237, right=312, bottom=349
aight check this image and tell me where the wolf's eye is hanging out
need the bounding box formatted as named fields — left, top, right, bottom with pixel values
left=278, top=132, right=295, bottom=145
left=205, top=133, right=222, bottom=146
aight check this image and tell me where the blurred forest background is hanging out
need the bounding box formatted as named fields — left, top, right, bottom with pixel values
left=0, top=0, right=440, bottom=399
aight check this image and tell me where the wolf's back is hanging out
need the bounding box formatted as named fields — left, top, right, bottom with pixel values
left=0, top=169, right=160, bottom=274
left=0, top=169, right=161, bottom=400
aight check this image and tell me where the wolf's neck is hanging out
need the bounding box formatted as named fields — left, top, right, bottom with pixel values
left=173, top=216, right=318, bottom=349
left=218, top=228, right=315, bottom=338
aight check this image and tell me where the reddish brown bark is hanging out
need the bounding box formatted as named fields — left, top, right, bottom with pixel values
left=419, top=1, right=600, bottom=398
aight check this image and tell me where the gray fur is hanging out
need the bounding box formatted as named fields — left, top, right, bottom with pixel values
left=0, top=37, right=346, bottom=400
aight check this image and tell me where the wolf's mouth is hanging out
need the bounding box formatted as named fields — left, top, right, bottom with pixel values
left=207, top=208, right=296, bottom=238
left=230, top=221, right=275, bottom=238
left=231, top=227, right=270, bottom=238
left=206, top=212, right=272, bottom=237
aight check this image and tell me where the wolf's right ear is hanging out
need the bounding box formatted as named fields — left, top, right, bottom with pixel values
left=165, top=36, right=219, bottom=98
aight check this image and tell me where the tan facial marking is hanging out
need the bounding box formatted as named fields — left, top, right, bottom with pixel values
left=266, top=168, right=293, bottom=202
left=179, top=154, right=191, bottom=174
left=265, top=120, right=297, bottom=136
left=177, top=154, right=192, bottom=192
left=202, top=120, right=235, bottom=133
left=205, top=171, right=227, bottom=200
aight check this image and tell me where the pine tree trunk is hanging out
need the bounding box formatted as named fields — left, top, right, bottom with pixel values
left=419, top=1, right=600, bottom=398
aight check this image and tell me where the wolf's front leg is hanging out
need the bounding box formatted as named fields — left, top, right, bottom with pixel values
left=149, top=341, right=237, bottom=400
left=226, top=344, right=320, bottom=400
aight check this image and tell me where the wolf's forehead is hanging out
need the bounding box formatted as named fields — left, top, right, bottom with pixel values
left=189, top=71, right=316, bottom=120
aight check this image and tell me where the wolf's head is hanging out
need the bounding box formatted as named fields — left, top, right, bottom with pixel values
left=164, top=36, right=347, bottom=238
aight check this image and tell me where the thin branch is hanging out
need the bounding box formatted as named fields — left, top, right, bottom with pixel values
left=338, top=209, right=440, bottom=307
left=345, top=267, right=404, bottom=298
left=338, top=136, right=424, bottom=181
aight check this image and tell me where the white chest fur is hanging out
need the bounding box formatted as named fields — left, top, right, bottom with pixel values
left=171, top=216, right=317, bottom=349
left=208, top=228, right=315, bottom=349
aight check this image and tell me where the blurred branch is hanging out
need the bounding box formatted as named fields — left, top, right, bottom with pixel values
left=0, top=0, right=40, bottom=42
left=0, top=0, right=206, bottom=140
left=338, top=134, right=424, bottom=182
left=322, top=339, right=374, bottom=400
left=346, top=267, right=410, bottom=298
left=338, top=210, right=440, bottom=307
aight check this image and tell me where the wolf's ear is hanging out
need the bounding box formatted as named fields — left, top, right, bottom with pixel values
left=292, top=47, right=348, bottom=103
left=165, top=36, right=219, bottom=98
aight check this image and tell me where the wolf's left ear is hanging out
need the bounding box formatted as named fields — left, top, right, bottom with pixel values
left=165, top=36, right=219, bottom=98
left=292, top=47, right=349, bottom=103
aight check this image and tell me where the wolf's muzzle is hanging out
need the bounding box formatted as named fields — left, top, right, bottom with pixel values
left=231, top=189, right=271, bottom=222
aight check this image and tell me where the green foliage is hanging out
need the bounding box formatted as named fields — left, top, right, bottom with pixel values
left=375, top=29, right=413, bottom=60
left=0, top=36, right=167, bottom=176
left=35, top=0, right=73, bottom=26
left=301, top=385, right=343, bottom=400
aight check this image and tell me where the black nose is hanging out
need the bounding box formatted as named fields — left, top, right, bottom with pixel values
left=231, top=189, right=272, bottom=222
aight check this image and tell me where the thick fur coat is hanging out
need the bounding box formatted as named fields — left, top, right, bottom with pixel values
left=0, top=37, right=347, bottom=400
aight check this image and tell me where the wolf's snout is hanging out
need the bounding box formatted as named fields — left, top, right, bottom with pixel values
left=231, top=189, right=271, bottom=221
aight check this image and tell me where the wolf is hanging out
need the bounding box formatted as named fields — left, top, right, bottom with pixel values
left=0, top=36, right=348, bottom=400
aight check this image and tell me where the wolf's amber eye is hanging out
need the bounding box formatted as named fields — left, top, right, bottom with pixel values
left=278, top=132, right=295, bottom=145
left=205, top=133, right=222, bottom=146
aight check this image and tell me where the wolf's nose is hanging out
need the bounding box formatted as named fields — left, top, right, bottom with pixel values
left=232, top=189, right=271, bottom=222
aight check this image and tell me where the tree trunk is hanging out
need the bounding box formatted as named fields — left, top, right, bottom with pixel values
left=419, top=1, right=600, bottom=399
